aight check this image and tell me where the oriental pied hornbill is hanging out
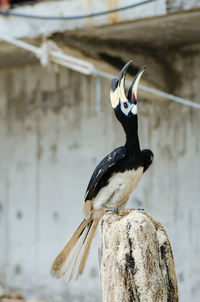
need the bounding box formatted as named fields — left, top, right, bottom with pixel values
left=51, top=60, right=154, bottom=280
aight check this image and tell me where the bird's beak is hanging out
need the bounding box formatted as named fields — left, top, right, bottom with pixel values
left=118, top=60, right=133, bottom=101
left=128, top=66, right=147, bottom=103
left=110, top=60, right=133, bottom=108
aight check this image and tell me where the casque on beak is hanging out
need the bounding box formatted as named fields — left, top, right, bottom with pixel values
left=128, top=66, right=147, bottom=104
left=118, top=60, right=133, bottom=101
left=110, top=60, right=147, bottom=108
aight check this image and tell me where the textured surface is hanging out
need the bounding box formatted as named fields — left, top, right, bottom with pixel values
left=0, top=0, right=166, bottom=39
left=99, top=210, right=178, bottom=302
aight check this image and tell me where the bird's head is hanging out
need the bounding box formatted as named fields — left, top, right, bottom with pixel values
left=110, top=60, right=146, bottom=126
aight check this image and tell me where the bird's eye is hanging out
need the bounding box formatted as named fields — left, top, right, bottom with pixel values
left=123, top=102, right=128, bottom=109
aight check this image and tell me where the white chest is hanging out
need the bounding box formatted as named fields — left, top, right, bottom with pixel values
left=93, top=167, right=144, bottom=210
left=109, top=167, right=144, bottom=198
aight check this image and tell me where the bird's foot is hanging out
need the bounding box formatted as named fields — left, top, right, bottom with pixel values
left=101, top=205, right=119, bottom=214
left=137, top=208, right=145, bottom=211
left=112, top=207, right=119, bottom=214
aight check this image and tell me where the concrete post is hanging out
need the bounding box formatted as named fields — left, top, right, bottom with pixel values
left=98, top=210, right=179, bottom=302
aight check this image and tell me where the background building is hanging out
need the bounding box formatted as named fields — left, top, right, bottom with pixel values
left=0, top=1, right=200, bottom=301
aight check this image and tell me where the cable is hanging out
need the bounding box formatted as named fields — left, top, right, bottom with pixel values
left=0, top=34, right=95, bottom=75
left=138, top=84, right=200, bottom=109
left=96, top=70, right=200, bottom=110
left=0, top=0, right=156, bottom=20
left=0, top=35, right=199, bottom=110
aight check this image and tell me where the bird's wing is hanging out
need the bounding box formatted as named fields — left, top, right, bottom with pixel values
left=85, top=146, right=126, bottom=201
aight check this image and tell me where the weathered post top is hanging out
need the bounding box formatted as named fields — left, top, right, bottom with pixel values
left=99, top=209, right=178, bottom=302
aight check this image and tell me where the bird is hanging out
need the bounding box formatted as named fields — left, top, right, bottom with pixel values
left=51, top=60, right=154, bottom=281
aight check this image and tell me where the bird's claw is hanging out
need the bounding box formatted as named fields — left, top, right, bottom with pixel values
left=112, top=207, right=119, bottom=214
left=137, top=208, right=144, bottom=211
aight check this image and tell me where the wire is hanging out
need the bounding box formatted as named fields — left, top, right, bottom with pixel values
left=0, top=34, right=95, bottom=74
left=0, top=0, right=156, bottom=20
left=96, top=70, right=200, bottom=110
left=0, top=35, right=199, bottom=110
left=138, top=84, right=200, bottom=109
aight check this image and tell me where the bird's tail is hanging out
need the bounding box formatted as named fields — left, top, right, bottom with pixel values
left=51, top=218, right=99, bottom=280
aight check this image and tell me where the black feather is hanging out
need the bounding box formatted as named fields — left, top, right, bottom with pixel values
left=85, top=146, right=126, bottom=201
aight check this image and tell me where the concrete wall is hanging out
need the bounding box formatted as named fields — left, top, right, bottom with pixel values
left=0, top=0, right=166, bottom=38
left=0, top=61, right=200, bottom=302
left=167, top=0, right=200, bottom=12
left=1, top=0, right=199, bottom=40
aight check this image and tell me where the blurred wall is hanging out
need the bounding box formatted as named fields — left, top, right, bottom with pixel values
left=0, top=62, right=199, bottom=302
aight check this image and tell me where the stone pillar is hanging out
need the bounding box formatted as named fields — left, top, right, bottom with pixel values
left=99, top=210, right=178, bottom=302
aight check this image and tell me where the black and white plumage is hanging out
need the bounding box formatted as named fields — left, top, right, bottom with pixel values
left=51, top=60, right=154, bottom=280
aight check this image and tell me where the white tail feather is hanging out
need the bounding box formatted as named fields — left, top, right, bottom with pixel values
left=51, top=219, right=99, bottom=280
left=51, top=219, right=89, bottom=277
left=75, top=221, right=94, bottom=279
left=60, top=225, right=89, bottom=278
left=77, top=220, right=98, bottom=278
left=69, top=225, right=91, bottom=281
